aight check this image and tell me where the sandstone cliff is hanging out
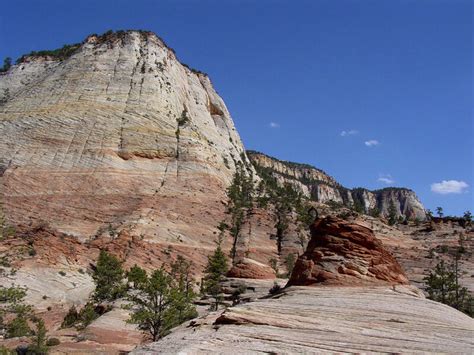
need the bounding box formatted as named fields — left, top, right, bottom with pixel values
left=0, top=30, right=250, bottom=247
left=248, top=151, right=427, bottom=220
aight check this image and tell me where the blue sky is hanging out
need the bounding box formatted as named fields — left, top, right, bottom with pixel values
left=1, top=0, right=472, bottom=216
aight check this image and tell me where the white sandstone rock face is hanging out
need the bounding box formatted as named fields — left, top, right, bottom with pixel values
left=0, top=31, right=248, bottom=243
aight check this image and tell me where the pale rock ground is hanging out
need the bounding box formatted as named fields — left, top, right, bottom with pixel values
left=133, top=285, right=474, bottom=354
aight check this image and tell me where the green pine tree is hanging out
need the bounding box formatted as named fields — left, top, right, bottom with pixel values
left=388, top=201, right=397, bottom=226
left=126, top=266, right=197, bottom=341
left=127, top=264, right=148, bottom=288
left=424, top=258, right=473, bottom=317
left=92, top=250, right=125, bottom=302
left=203, top=238, right=229, bottom=311
left=28, top=318, right=48, bottom=354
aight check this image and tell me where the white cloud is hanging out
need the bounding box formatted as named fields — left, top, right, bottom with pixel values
left=431, top=180, right=469, bottom=194
left=365, top=140, right=379, bottom=147
left=377, top=174, right=395, bottom=185
left=340, top=129, right=359, bottom=137
left=269, top=122, right=280, bottom=128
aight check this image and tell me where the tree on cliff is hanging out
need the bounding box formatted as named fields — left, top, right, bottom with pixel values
left=436, top=206, right=444, bottom=218
left=225, top=163, right=254, bottom=263
left=93, top=250, right=125, bottom=302
left=126, top=265, right=197, bottom=341
left=203, top=237, right=229, bottom=311
left=387, top=201, right=397, bottom=226
left=0, top=57, right=11, bottom=73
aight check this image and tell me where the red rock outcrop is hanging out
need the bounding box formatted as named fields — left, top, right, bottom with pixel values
left=287, top=216, right=409, bottom=286
left=227, top=258, right=276, bottom=279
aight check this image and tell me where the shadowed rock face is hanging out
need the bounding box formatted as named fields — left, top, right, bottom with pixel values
left=287, top=216, right=409, bottom=286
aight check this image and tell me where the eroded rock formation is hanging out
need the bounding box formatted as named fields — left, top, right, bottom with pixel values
left=287, top=216, right=409, bottom=286
left=248, top=151, right=427, bottom=220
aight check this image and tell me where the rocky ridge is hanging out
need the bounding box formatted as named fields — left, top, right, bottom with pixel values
left=248, top=150, right=427, bottom=220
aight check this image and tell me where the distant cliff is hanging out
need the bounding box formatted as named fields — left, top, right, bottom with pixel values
left=247, top=151, right=427, bottom=221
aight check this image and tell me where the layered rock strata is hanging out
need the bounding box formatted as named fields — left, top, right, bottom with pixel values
left=248, top=151, right=427, bottom=220
left=287, top=216, right=409, bottom=286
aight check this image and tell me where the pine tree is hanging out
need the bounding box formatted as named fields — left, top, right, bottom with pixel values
left=93, top=250, right=125, bottom=302
left=203, top=238, right=229, bottom=311
left=436, top=206, right=444, bottom=218
left=127, top=264, right=148, bottom=288
left=424, top=258, right=473, bottom=316
left=28, top=318, right=48, bottom=354
left=388, top=201, right=397, bottom=226
left=126, top=266, right=197, bottom=341
left=225, top=163, right=254, bottom=263
left=0, top=285, right=33, bottom=338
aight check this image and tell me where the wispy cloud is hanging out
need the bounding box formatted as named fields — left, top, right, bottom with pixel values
left=269, top=122, right=280, bottom=128
left=377, top=174, right=395, bottom=185
left=340, top=129, right=359, bottom=137
left=431, top=180, right=469, bottom=194
left=365, top=139, right=379, bottom=147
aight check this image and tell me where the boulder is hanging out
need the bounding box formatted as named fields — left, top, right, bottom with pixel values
left=227, top=258, right=276, bottom=279
left=287, top=216, right=409, bottom=286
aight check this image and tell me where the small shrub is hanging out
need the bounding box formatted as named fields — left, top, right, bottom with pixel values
left=77, top=303, right=100, bottom=329
left=269, top=282, right=282, bottom=295
left=177, top=108, right=190, bottom=126
left=61, top=305, right=79, bottom=328
left=58, top=271, right=66, bottom=276
left=6, top=316, right=32, bottom=338
left=46, top=338, right=61, bottom=347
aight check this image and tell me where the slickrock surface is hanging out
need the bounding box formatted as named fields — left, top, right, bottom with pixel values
left=132, top=286, right=474, bottom=354
left=288, top=216, right=409, bottom=286
left=248, top=151, right=427, bottom=220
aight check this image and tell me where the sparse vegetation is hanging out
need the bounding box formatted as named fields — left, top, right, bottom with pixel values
left=177, top=107, right=190, bottom=126
left=424, top=257, right=473, bottom=317
left=92, top=250, right=125, bottom=302
left=46, top=338, right=60, bottom=347
left=284, top=253, right=296, bottom=276
left=269, top=282, right=282, bottom=295
left=0, top=285, right=33, bottom=338
left=125, top=263, right=197, bottom=341
left=203, top=237, right=229, bottom=311
left=435, top=207, right=444, bottom=218
left=0, top=57, right=12, bottom=73
left=61, top=303, right=104, bottom=330
left=16, top=43, right=81, bottom=64
left=388, top=201, right=397, bottom=226
left=222, top=163, right=254, bottom=263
